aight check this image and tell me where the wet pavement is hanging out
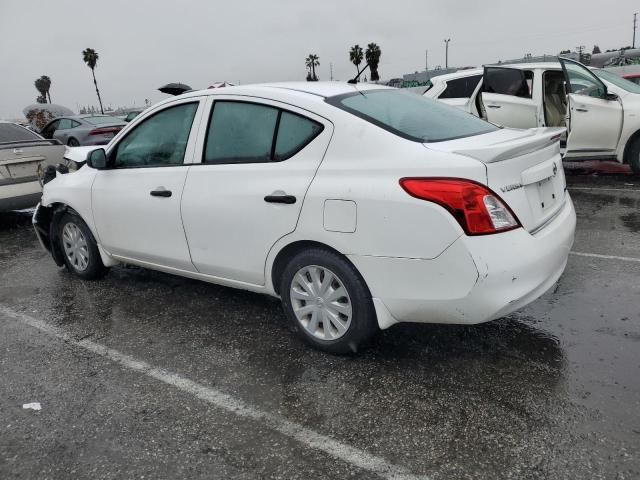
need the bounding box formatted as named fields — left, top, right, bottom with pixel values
left=1, top=170, right=639, bottom=479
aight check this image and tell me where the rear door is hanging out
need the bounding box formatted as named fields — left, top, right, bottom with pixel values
left=53, top=118, right=73, bottom=144
left=559, top=58, right=623, bottom=158
left=180, top=96, right=333, bottom=285
left=481, top=67, right=538, bottom=128
left=438, top=74, right=483, bottom=114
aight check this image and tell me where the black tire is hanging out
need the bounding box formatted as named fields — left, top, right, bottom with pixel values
left=67, top=137, right=80, bottom=147
left=279, top=248, right=378, bottom=354
left=627, top=137, right=640, bottom=175
left=57, top=212, right=107, bottom=280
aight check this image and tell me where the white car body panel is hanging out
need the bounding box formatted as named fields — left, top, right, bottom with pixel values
left=425, top=61, right=640, bottom=163
left=39, top=82, right=576, bottom=331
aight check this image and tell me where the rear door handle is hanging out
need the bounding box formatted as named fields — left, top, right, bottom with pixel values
left=486, top=104, right=501, bottom=109
left=264, top=194, right=296, bottom=204
left=575, top=108, right=589, bottom=112
left=150, top=188, right=172, bottom=197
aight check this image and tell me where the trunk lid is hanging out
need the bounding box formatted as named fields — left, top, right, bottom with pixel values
left=0, top=140, right=65, bottom=181
left=426, top=127, right=567, bottom=233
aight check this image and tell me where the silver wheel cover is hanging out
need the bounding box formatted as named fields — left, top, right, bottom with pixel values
left=62, top=222, right=89, bottom=272
left=290, top=265, right=353, bottom=341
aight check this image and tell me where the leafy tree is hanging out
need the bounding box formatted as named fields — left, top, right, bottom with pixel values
left=365, top=43, right=382, bottom=81
left=592, top=45, right=601, bottom=54
left=82, top=48, right=104, bottom=114
left=305, top=54, right=320, bottom=81
left=25, top=108, right=54, bottom=130
left=349, top=44, right=364, bottom=77
left=36, top=95, right=47, bottom=104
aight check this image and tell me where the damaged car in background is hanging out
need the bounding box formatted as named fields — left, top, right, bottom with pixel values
left=0, top=121, right=65, bottom=212
left=33, top=83, right=575, bottom=353
left=424, top=58, right=640, bottom=173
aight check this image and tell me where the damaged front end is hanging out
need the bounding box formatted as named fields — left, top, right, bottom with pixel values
left=32, top=203, right=67, bottom=267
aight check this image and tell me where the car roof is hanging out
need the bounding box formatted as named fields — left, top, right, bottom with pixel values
left=176, top=81, right=391, bottom=101
left=430, top=69, right=483, bottom=83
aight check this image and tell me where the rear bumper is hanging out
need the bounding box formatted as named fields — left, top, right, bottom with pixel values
left=349, top=196, right=576, bottom=328
left=0, top=180, right=42, bottom=211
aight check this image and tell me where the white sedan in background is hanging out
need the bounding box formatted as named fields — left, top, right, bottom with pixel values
left=424, top=59, right=640, bottom=173
left=34, top=82, right=575, bottom=353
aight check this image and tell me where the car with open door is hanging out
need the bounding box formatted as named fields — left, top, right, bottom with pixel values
left=424, top=59, right=640, bottom=173
left=40, top=115, right=126, bottom=147
left=33, top=83, right=575, bottom=354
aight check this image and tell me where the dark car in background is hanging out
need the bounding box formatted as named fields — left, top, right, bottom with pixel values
left=40, top=115, right=126, bottom=146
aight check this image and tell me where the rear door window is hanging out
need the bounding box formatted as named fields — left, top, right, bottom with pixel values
left=203, top=101, right=323, bottom=164
left=484, top=68, right=533, bottom=98
left=57, top=118, right=73, bottom=130
left=440, top=75, right=482, bottom=99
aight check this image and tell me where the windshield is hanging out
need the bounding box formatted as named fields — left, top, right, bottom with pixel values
left=85, top=116, right=125, bottom=125
left=594, top=69, right=640, bottom=94
left=326, top=89, right=497, bottom=143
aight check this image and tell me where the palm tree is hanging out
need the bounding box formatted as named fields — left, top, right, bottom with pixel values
left=305, top=54, right=320, bottom=81
left=82, top=48, right=104, bottom=114
left=41, top=75, right=52, bottom=103
left=365, top=43, right=382, bottom=81
left=34, top=77, right=47, bottom=103
left=349, top=45, right=364, bottom=77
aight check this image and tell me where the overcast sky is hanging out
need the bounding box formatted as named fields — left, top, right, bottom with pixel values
left=0, top=0, right=637, bottom=118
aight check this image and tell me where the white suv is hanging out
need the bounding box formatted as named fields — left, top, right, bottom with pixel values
left=424, top=59, right=640, bottom=173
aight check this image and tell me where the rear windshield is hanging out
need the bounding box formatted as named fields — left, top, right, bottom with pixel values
left=85, top=116, right=125, bottom=125
left=0, top=123, right=42, bottom=142
left=326, top=89, right=498, bottom=142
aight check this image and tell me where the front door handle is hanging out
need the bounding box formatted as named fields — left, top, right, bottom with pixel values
left=264, top=194, right=296, bottom=204
left=575, top=108, right=589, bottom=112
left=487, top=104, right=501, bottom=109
left=150, top=188, right=172, bottom=197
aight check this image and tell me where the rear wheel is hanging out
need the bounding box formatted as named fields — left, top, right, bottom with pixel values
left=627, top=137, right=640, bottom=174
left=57, top=212, right=107, bottom=280
left=279, top=248, right=378, bottom=354
left=67, top=137, right=80, bottom=147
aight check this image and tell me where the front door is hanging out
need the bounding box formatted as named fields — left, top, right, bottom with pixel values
left=559, top=58, right=623, bottom=158
left=481, top=67, right=538, bottom=129
left=91, top=99, right=204, bottom=271
left=181, top=97, right=333, bottom=285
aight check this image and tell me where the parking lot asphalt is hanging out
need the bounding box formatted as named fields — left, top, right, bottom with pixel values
left=1, top=170, right=639, bottom=480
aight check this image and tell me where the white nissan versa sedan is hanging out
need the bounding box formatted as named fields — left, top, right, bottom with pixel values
left=33, top=82, right=576, bottom=353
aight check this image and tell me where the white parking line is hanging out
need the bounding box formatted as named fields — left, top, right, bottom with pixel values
left=0, top=305, right=427, bottom=480
left=570, top=251, right=640, bottom=263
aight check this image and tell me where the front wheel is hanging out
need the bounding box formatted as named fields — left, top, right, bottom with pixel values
left=57, top=212, right=107, bottom=280
left=627, top=137, right=640, bottom=175
left=279, top=248, right=378, bottom=354
left=67, top=137, right=80, bottom=147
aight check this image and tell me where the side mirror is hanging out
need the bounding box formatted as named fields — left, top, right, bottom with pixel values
left=605, top=92, right=619, bottom=101
left=87, top=148, right=107, bottom=170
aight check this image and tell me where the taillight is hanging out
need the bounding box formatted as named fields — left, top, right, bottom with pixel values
left=88, top=127, right=122, bottom=136
left=399, top=178, right=521, bottom=235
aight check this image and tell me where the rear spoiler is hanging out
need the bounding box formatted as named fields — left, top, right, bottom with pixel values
left=0, top=139, right=63, bottom=149
left=446, top=128, right=565, bottom=164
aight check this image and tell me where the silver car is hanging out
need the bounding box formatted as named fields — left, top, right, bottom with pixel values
left=40, top=115, right=126, bottom=146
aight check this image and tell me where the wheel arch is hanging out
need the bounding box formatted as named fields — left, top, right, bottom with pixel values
left=269, top=240, right=369, bottom=297
left=623, top=128, right=640, bottom=165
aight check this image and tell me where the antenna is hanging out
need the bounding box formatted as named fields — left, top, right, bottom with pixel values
left=348, top=63, right=370, bottom=84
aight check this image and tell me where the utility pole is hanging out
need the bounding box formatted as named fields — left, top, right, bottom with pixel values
left=634, top=13, right=638, bottom=49
left=576, top=45, right=585, bottom=63
left=444, top=39, right=451, bottom=69
left=330, top=62, right=333, bottom=81
left=425, top=49, right=428, bottom=72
